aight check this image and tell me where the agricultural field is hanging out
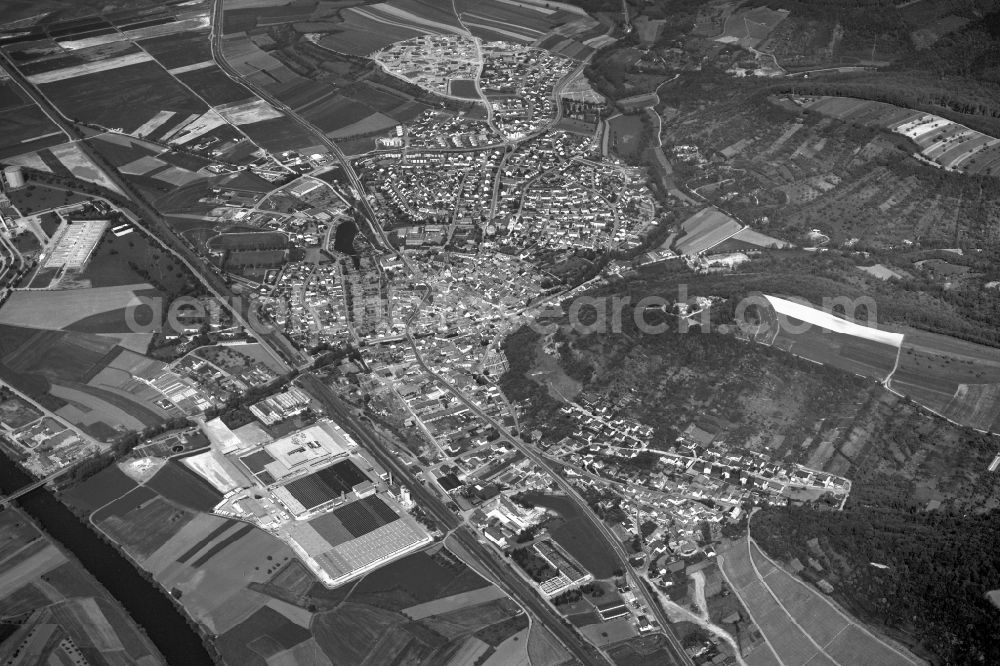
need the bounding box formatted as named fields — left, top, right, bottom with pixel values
left=753, top=377, right=1000, bottom=664
left=0, top=321, right=184, bottom=439
left=146, top=461, right=223, bottom=512
left=888, top=329, right=1000, bottom=433
left=138, top=30, right=214, bottom=70
left=61, top=464, right=139, bottom=513
left=751, top=294, right=902, bottom=382
left=0, top=10, right=329, bottom=166
left=456, top=0, right=587, bottom=46
left=0, top=79, right=66, bottom=159
left=97, top=495, right=196, bottom=560
left=802, top=96, right=1000, bottom=176
left=0, top=211, right=212, bottom=436
left=84, top=133, right=214, bottom=195
left=663, top=93, right=1000, bottom=252
left=674, top=207, right=743, bottom=256
left=714, top=6, right=790, bottom=49
left=0, top=507, right=163, bottom=664
left=39, top=59, right=207, bottom=134
left=126, top=513, right=294, bottom=635
left=718, top=536, right=918, bottom=666
left=0, top=388, right=43, bottom=429
left=176, top=65, right=254, bottom=106
left=80, top=466, right=527, bottom=666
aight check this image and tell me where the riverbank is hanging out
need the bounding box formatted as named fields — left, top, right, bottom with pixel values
left=0, top=458, right=213, bottom=664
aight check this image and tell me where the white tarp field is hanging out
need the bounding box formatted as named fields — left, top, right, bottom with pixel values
left=764, top=294, right=905, bottom=348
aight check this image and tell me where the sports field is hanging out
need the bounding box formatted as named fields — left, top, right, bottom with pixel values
left=719, top=535, right=921, bottom=666
left=206, top=231, right=288, bottom=251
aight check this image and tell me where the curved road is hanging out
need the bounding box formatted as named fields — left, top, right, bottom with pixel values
left=208, top=0, right=391, bottom=253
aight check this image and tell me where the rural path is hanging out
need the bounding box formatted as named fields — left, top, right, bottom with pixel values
left=743, top=536, right=839, bottom=662
left=716, top=550, right=786, bottom=666
left=690, top=569, right=708, bottom=618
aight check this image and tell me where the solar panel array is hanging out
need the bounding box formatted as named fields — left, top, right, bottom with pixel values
left=334, top=495, right=400, bottom=538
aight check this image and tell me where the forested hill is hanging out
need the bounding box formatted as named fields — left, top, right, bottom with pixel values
left=752, top=396, right=1000, bottom=665
left=753, top=499, right=1000, bottom=664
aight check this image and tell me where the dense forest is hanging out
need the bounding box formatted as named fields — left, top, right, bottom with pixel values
left=597, top=250, right=1000, bottom=349
left=499, top=326, right=579, bottom=442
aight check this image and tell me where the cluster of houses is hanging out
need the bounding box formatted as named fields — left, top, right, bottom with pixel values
left=258, top=262, right=351, bottom=348
left=373, top=34, right=480, bottom=98
left=480, top=42, right=573, bottom=139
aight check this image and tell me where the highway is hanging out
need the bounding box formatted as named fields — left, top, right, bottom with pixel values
left=297, top=373, right=611, bottom=666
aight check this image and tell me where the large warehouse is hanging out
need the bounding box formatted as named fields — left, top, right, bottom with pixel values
left=237, top=421, right=356, bottom=487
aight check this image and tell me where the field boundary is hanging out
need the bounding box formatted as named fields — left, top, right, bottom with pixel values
left=748, top=537, right=922, bottom=665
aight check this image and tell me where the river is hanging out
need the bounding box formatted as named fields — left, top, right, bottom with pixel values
left=0, top=459, right=213, bottom=665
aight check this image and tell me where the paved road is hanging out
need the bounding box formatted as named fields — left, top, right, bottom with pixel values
left=403, top=337, right=692, bottom=666
left=0, top=54, right=303, bottom=371
left=297, top=373, right=610, bottom=666
left=208, top=0, right=392, bottom=254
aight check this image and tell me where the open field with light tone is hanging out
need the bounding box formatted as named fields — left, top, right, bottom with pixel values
left=403, top=584, right=507, bottom=620
left=217, top=99, right=284, bottom=125
left=27, top=52, right=154, bottom=84
left=483, top=627, right=530, bottom=666
left=0, top=285, right=153, bottom=330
